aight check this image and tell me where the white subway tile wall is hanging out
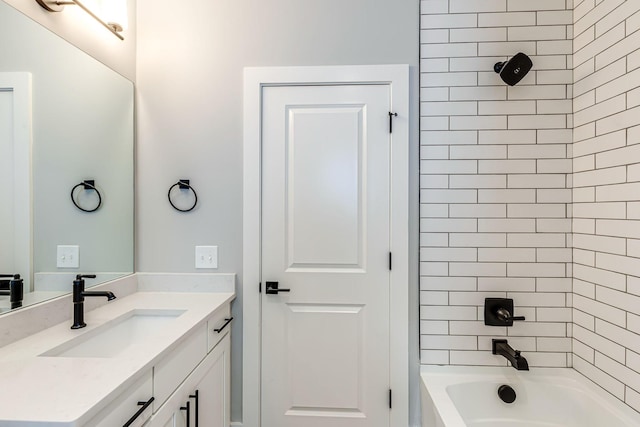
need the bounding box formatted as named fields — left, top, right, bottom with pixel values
left=419, top=0, right=573, bottom=368
left=420, top=0, right=640, bottom=415
left=572, top=0, right=640, bottom=413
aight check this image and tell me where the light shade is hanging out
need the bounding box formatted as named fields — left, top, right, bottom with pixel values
left=35, top=0, right=128, bottom=40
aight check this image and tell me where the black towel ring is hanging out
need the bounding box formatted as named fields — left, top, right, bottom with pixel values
left=70, top=180, right=102, bottom=213
left=168, top=179, right=198, bottom=212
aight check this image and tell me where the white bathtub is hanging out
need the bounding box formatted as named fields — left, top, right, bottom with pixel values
left=420, top=366, right=640, bottom=427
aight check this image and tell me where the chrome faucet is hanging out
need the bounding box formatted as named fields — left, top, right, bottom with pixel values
left=0, top=274, right=23, bottom=309
left=492, top=339, right=529, bottom=371
left=71, top=274, right=116, bottom=329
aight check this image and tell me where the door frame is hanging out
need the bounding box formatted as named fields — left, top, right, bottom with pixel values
left=243, top=65, right=409, bottom=427
left=0, top=73, right=33, bottom=291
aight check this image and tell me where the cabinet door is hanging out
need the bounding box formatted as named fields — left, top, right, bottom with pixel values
left=194, top=334, right=230, bottom=427
left=147, top=334, right=231, bottom=427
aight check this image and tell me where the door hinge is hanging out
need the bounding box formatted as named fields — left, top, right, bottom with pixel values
left=259, top=282, right=262, bottom=293
left=388, top=112, right=397, bottom=133
left=389, top=252, right=392, bottom=271
left=389, top=389, right=392, bottom=409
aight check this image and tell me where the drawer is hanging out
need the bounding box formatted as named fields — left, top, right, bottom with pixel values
left=207, top=304, right=232, bottom=352
left=88, top=370, right=153, bottom=427
left=154, top=324, right=207, bottom=408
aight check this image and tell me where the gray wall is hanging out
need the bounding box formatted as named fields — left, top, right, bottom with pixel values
left=0, top=0, right=134, bottom=285
left=135, top=0, right=419, bottom=423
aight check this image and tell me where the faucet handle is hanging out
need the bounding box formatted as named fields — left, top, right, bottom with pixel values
left=76, top=274, right=97, bottom=280
left=496, top=308, right=526, bottom=323
left=485, top=298, right=525, bottom=326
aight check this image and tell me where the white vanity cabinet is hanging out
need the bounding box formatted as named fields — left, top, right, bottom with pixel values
left=145, top=309, right=232, bottom=427
left=0, top=278, right=236, bottom=427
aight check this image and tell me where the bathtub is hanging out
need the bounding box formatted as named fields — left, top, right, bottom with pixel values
left=420, top=366, right=640, bottom=427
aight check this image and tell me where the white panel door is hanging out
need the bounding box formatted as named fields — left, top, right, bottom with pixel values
left=261, top=84, right=391, bottom=427
left=0, top=73, right=31, bottom=290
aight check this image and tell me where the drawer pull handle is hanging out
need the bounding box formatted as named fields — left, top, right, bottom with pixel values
left=123, top=396, right=154, bottom=427
left=214, top=317, right=233, bottom=333
left=189, top=390, right=199, bottom=427
left=180, top=400, right=191, bottom=426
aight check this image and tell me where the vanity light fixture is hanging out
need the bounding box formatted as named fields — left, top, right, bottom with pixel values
left=35, top=0, right=127, bottom=40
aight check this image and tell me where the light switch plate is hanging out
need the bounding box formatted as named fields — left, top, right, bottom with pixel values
left=195, top=246, right=218, bottom=269
left=57, top=245, right=79, bottom=268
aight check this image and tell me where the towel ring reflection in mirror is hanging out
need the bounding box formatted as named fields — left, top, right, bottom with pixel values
left=168, top=179, right=198, bottom=212
left=71, top=180, right=102, bottom=213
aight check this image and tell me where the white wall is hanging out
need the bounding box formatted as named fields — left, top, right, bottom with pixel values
left=2, top=0, right=136, bottom=81
left=572, top=0, right=640, bottom=413
left=135, top=0, right=419, bottom=423
left=419, top=0, right=573, bottom=367
left=420, top=0, right=640, bottom=416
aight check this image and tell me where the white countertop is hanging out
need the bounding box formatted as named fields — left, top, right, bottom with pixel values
left=0, top=290, right=234, bottom=426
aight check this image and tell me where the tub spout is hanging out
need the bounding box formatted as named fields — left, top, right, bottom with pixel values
left=492, top=339, right=529, bottom=371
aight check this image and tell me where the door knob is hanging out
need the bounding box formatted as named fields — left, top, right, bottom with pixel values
left=265, top=281, right=290, bottom=295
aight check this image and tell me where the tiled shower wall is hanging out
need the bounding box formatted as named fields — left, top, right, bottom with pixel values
left=572, top=0, right=640, bottom=412
left=419, top=0, right=573, bottom=367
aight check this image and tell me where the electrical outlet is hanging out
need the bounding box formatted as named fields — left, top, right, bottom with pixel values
left=195, top=246, right=218, bottom=269
left=57, top=245, right=80, bottom=268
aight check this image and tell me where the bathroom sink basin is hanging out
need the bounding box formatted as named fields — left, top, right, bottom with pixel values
left=41, top=309, right=186, bottom=358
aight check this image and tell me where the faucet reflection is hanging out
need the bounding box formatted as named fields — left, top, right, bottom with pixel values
left=0, top=274, right=23, bottom=309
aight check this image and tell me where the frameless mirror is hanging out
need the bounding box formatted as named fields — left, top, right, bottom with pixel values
left=0, top=1, right=134, bottom=312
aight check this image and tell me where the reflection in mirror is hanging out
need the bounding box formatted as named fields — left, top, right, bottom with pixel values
left=0, top=1, right=134, bottom=312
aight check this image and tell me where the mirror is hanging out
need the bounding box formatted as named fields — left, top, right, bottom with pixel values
left=0, top=1, right=134, bottom=312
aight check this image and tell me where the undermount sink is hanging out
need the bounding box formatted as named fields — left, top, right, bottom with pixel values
left=41, top=309, right=186, bottom=358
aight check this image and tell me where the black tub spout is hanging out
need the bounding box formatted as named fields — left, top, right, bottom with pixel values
left=492, top=339, right=529, bottom=371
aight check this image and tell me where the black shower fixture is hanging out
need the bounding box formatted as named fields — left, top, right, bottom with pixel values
left=494, top=52, right=533, bottom=86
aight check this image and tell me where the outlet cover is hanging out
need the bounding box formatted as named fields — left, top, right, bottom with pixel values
left=195, top=246, right=218, bottom=269
left=57, top=245, right=79, bottom=268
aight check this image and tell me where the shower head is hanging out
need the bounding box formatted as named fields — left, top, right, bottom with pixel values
left=494, top=52, right=533, bottom=86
